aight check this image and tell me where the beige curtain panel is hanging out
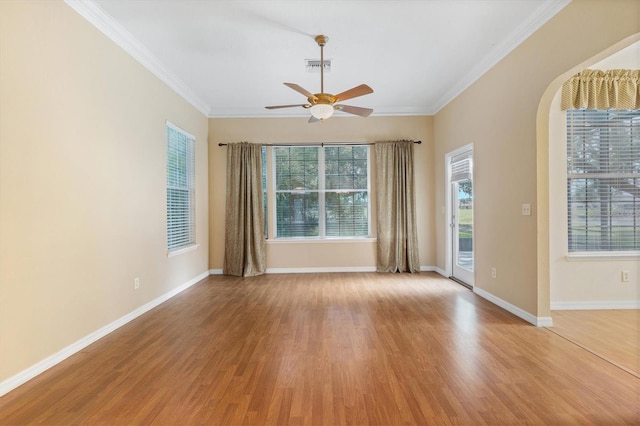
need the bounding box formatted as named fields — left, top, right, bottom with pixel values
left=223, top=142, right=266, bottom=277
left=375, top=140, right=420, bottom=273
left=561, top=69, right=640, bottom=110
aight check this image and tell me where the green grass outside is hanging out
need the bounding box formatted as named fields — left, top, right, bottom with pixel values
left=458, top=208, right=472, bottom=225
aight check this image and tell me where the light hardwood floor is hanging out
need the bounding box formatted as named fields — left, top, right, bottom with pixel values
left=0, top=273, right=638, bottom=425
left=549, top=309, right=640, bottom=377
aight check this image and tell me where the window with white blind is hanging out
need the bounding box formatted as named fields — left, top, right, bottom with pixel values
left=270, top=145, right=370, bottom=238
left=566, top=109, right=640, bottom=253
left=166, top=122, right=196, bottom=252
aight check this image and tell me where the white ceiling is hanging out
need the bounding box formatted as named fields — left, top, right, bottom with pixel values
left=70, top=0, right=571, bottom=118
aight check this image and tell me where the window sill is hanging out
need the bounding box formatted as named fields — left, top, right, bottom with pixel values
left=566, top=251, right=640, bottom=261
left=167, top=243, right=200, bottom=257
left=267, top=237, right=376, bottom=244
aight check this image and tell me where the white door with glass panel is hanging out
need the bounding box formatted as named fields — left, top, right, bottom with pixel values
left=450, top=150, right=474, bottom=286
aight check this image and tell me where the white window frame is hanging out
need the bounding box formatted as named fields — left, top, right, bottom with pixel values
left=566, top=109, right=640, bottom=257
left=265, top=145, right=372, bottom=240
left=166, top=121, right=197, bottom=255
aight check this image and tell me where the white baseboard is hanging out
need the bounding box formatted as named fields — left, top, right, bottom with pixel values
left=265, top=266, right=443, bottom=274
left=473, top=287, right=553, bottom=327
left=536, top=316, right=554, bottom=327
left=265, top=266, right=377, bottom=274
left=420, top=266, right=448, bottom=277
left=551, top=300, right=640, bottom=310
left=210, top=266, right=445, bottom=275
left=0, top=270, right=209, bottom=397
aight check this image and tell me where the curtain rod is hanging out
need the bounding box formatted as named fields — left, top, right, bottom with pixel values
left=217, top=141, right=421, bottom=147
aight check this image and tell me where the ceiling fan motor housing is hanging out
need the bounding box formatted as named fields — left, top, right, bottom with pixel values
left=310, top=93, right=337, bottom=105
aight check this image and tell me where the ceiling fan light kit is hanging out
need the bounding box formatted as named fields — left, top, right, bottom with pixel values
left=310, top=103, right=334, bottom=120
left=265, top=34, right=374, bottom=123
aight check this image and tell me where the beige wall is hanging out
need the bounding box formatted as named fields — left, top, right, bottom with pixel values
left=434, top=0, right=640, bottom=317
left=3, top=0, right=638, bottom=391
left=0, top=1, right=209, bottom=384
left=548, top=45, right=640, bottom=306
left=208, top=116, right=435, bottom=271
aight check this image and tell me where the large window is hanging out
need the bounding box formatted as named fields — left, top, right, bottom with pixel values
left=269, top=145, right=370, bottom=238
left=166, top=122, right=196, bottom=251
left=567, top=109, right=640, bottom=252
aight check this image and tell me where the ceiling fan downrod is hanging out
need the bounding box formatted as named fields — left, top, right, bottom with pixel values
left=315, top=35, right=328, bottom=95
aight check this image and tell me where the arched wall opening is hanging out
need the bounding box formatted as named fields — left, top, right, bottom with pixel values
left=536, top=33, right=640, bottom=319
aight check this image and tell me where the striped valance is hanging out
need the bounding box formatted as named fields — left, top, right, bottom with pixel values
left=561, top=69, right=640, bottom=110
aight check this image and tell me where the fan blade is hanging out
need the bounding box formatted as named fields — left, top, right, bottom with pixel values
left=284, top=83, right=318, bottom=101
left=334, top=84, right=373, bottom=102
left=265, top=104, right=309, bottom=109
left=308, top=116, right=320, bottom=123
left=336, top=104, right=373, bottom=117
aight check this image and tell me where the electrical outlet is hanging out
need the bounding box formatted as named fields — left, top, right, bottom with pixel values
left=522, top=204, right=531, bottom=216
left=491, top=267, right=497, bottom=279
left=621, top=270, right=630, bottom=282
left=134, top=277, right=140, bottom=289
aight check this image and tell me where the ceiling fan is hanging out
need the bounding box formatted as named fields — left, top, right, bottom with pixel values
left=265, top=35, right=374, bottom=123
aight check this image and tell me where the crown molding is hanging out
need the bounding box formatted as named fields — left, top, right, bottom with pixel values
left=64, top=0, right=210, bottom=116
left=64, top=0, right=569, bottom=119
left=432, top=0, right=571, bottom=113
left=208, top=106, right=433, bottom=118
